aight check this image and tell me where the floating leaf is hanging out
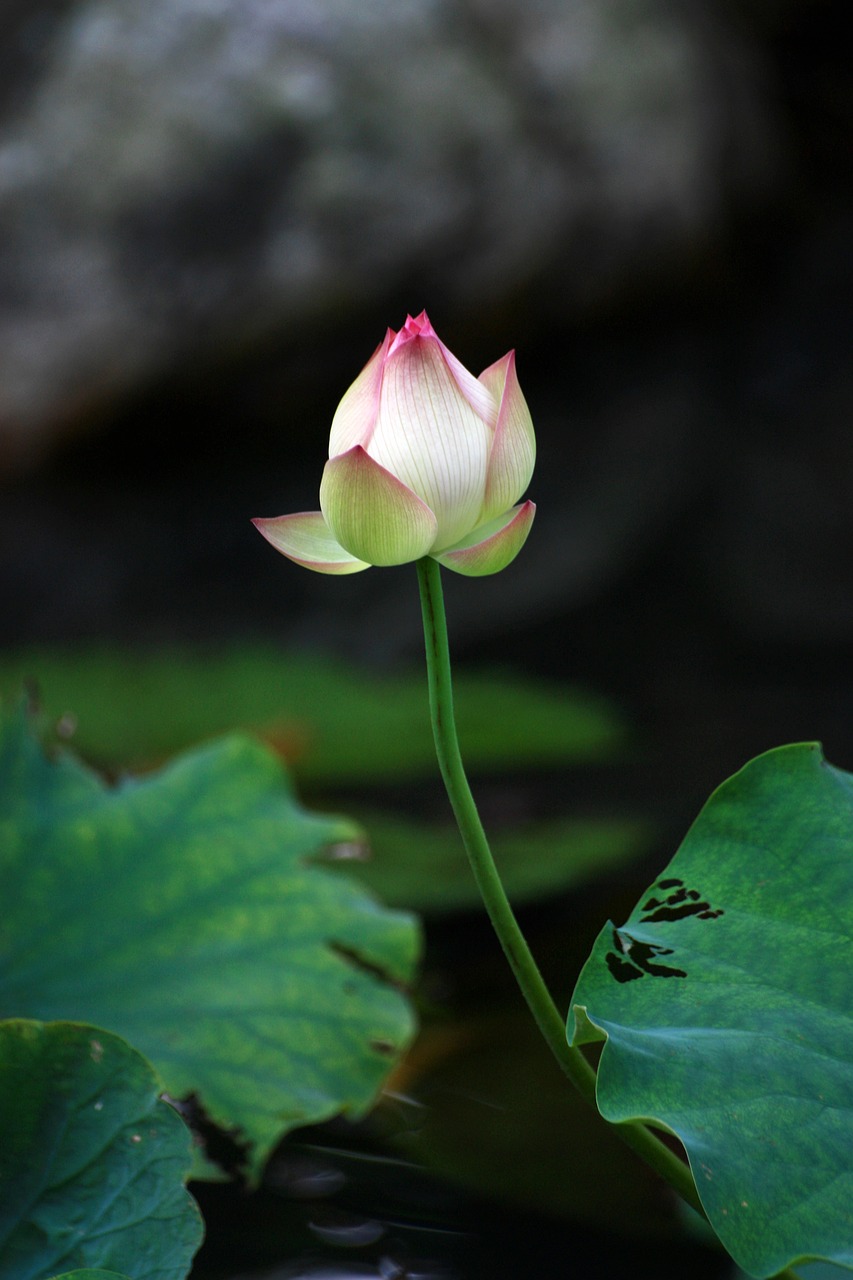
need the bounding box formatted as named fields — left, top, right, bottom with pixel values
left=0, top=705, right=419, bottom=1178
left=569, top=744, right=853, bottom=1277
left=47, top=1274, right=129, bottom=1280
left=0, top=646, right=624, bottom=781
left=339, top=810, right=650, bottom=912
left=0, top=1021, right=201, bottom=1280
left=47, top=1273, right=130, bottom=1280
left=733, top=1267, right=850, bottom=1280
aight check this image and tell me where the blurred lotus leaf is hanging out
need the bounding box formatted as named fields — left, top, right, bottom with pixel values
left=0, top=645, right=626, bottom=782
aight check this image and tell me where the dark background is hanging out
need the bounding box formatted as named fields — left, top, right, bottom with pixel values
left=0, top=1, right=850, bottom=1276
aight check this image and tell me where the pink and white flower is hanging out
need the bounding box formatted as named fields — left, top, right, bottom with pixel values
left=253, top=311, right=535, bottom=576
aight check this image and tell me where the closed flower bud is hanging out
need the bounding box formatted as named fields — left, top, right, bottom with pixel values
left=254, top=311, right=535, bottom=576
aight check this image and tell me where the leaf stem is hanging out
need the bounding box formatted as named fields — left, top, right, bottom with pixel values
left=416, top=557, right=796, bottom=1260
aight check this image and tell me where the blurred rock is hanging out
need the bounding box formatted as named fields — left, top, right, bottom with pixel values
left=0, top=0, right=780, bottom=472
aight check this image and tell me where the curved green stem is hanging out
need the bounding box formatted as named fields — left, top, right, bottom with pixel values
left=415, top=558, right=800, bottom=1280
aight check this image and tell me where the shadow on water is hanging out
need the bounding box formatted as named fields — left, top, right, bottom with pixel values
left=191, top=1126, right=730, bottom=1280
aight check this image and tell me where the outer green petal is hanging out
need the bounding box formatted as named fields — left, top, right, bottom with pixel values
left=432, top=500, right=536, bottom=577
left=252, top=512, right=371, bottom=574
left=478, top=351, right=536, bottom=523
left=320, top=446, right=438, bottom=566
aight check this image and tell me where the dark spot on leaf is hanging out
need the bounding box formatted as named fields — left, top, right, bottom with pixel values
left=643, top=901, right=701, bottom=922
left=637, top=953, right=687, bottom=980
left=370, top=1040, right=395, bottom=1056
left=607, top=876, right=724, bottom=981
left=605, top=927, right=688, bottom=982
left=328, top=940, right=402, bottom=989
left=606, top=952, right=645, bottom=982
left=639, top=878, right=725, bottom=925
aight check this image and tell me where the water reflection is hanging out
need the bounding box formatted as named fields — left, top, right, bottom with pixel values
left=267, top=1153, right=347, bottom=1201
left=277, top=1260, right=453, bottom=1279
left=307, top=1208, right=386, bottom=1247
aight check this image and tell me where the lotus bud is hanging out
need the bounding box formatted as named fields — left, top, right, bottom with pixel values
left=253, top=311, right=535, bottom=576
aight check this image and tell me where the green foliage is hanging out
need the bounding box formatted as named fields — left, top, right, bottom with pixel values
left=341, top=810, right=651, bottom=911
left=47, top=1273, right=130, bottom=1280
left=569, top=744, right=853, bottom=1278
left=47, top=1274, right=129, bottom=1280
left=0, top=645, right=624, bottom=782
left=0, top=1021, right=201, bottom=1280
left=0, top=704, right=419, bottom=1179
left=734, top=1267, right=851, bottom=1280
left=0, top=645, right=642, bottom=916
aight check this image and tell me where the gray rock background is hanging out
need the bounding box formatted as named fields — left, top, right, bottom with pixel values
left=0, top=0, right=850, bottom=794
left=0, top=0, right=777, bottom=467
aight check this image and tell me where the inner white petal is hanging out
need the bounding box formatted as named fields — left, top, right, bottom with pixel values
left=368, top=346, right=490, bottom=550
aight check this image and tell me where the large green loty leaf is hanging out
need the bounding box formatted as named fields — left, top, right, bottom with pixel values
left=48, top=1274, right=130, bottom=1280
left=0, top=646, right=624, bottom=782
left=0, top=1021, right=202, bottom=1280
left=0, top=705, right=419, bottom=1177
left=733, top=1267, right=851, bottom=1280
left=569, top=744, right=853, bottom=1278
